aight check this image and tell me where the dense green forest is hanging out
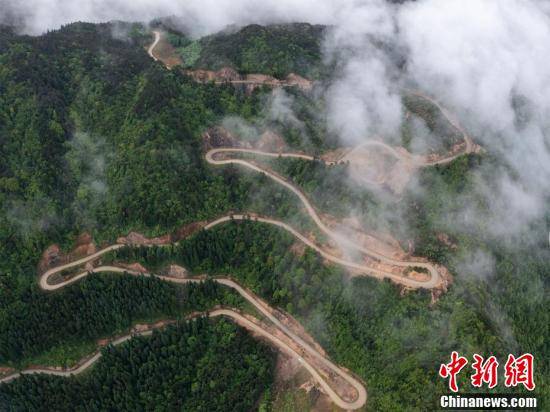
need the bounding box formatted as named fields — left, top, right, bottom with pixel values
left=264, top=88, right=337, bottom=153
left=0, top=21, right=311, bottom=295
left=267, top=157, right=386, bottom=226
left=161, top=23, right=325, bottom=78
left=258, top=152, right=549, bottom=401
left=0, top=20, right=547, bottom=411
left=0, top=318, right=274, bottom=411
left=0, top=274, right=243, bottom=366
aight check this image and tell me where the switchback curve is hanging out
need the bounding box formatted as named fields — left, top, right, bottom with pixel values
left=206, top=150, right=444, bottom=289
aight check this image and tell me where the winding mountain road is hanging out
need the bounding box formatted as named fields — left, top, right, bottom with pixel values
left=0, top=304, right=365, bottom=410
left=6, top=263, right=367, bottom=410
left=147, top=29, right=473, bottom=171
left=341, top=114, right=475, bottom=169
left=404, top=89, right=477, bottom=166
left=38, top=142, right=445, bottom=292
left=0, top=36, right=471, bottom=410
left=206, top=150, right=443, bottom=289
left=147, top=31, right=312, bottom=89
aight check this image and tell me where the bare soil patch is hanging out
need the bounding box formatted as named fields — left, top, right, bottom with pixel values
left=119, top=262, right=148, bottom=273
left=39, top=244, right=62, bottom=273
left=406, top=270, right=430, bottom=282
left=116, top=231, right=171, bottom=246
left=324, top=214, right=406, bottom=260
left=243, top=313, right=359, bottom=403
left=0, top=367, right=15, bottom=378
left=285, top=73, right=313, bottom=91
left=183, top=67, right=312, bottom=92
left=39, top=232, right=97, bottom=274
left=342, top=143, right=415, bottom=193
left=321, top=148, right=350, bottom=164
left=163, top=264, right=188, bottom=278
left=173, top=221, right=207, bottom=241
left=273, top=309, right=327, bottom=358
left=275, top=352, right=304, bottom=383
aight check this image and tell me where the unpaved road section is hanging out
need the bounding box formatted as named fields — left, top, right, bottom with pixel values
left=0, top=307, right=365, bottom=410
left=206, top=149, right=445, bottom=289
left=147, top=30, right=161, bottom=61
left=37, top=209, right=442, bottom=290
left=341, top=115, right=477, bottom=171
left=7, top=261, right=367, bottom=410
left=147, top=31, right=313, bottom=91
left=147, top=30, right=475, bottom=169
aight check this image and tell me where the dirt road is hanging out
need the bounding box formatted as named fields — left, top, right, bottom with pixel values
left=147, top=31, right=312, bottom=90
left=147, top=30, right=161, bottom=61
left=0, top=32, right=469, bottom=412
left=147, top=30, right=474, bottom=169
left=342, top=127, right=475, bottom=170
left=36, top=218, right=435, bottom=293
left=0, top=303, right=365, bottom=410
left=206, top=149, right=443, bottom=289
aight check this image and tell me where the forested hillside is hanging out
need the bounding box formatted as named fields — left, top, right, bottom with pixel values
left=0, top=21, right=263, bottom=293
left=161, top=23, right=325, bottom=78
left=0, top=274, right=242, bottom=365
left=0, top=318, right=274, bottom=411
left=0, top=22, right=278, bottom=408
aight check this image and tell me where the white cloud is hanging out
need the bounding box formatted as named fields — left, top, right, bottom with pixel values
left=398, top=0, right=550, bottom=237
left=0, top=0, right=338, bottom=35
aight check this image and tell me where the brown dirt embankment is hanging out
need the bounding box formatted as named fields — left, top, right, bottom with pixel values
left=38, top=233, right=97, bottom=274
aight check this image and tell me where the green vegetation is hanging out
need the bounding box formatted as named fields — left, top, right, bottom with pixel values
left=165, top=31, right=192, bottom=48
left=222, top=88, right=336, bottom=154
left=162, top=29, right=203, bottom=66
left=404, top=155, right=549, bottom=405
left=19, top=341, right=97, bottom=369
left=267, top=157, right=386, bottom=230
left=0, top=21, right=303, bottom=298
left=0, top=318, right=274, bottom=411
left=179, top=40, right=202, bottom=67
left=267, top=89, right=337, bottom=153
left=1, top=19, right=547, bottom=411
left=176, top=23, right=325, bottom=78
left=108, top=221, right=297, bottom=297
left=405, top=154, right=486, bottom=264
left=0, top=25, right=308, bottom=408
left=0, top=273, right=242, bottom=365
